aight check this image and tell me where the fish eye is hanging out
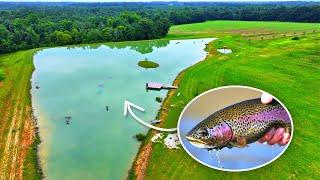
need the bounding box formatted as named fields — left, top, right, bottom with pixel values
left=197, top=129, right=208, bottom=136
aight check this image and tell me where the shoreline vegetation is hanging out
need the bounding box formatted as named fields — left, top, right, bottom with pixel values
left=27, top=105, right=44, bottom=179
left=0, top=20, right=319, bottom=179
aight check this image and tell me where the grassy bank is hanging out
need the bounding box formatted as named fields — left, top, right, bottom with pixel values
left=0, top=49, right=42, bottom=179
left=132, top=21, right=320, bottom=179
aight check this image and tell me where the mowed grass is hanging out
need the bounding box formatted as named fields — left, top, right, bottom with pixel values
left=143, top=21, right=320, bottom=179
left=0, top=49, right=42, bottom=179
left=167, top=20, right=320, bottom=39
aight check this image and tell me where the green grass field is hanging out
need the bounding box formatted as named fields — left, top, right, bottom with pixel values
left=167, top=20, right=320, bottom=39
left=141, top=21, right=320, bottom=179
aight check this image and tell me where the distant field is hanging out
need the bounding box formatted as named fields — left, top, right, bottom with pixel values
left=135, top=21, right=320, bottom=179
left=167, top=20, right=320, bottom=38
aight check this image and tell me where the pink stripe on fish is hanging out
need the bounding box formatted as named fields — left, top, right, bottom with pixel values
left=248, top=107, right=290, bottom=124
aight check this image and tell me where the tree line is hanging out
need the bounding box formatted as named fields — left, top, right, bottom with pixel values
left=0, top=1, right=319, bottom=53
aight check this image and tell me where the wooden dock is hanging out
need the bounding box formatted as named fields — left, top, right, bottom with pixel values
left=146, top=82, right=178, bottom=90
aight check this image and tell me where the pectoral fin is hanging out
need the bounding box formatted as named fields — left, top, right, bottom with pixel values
left=229, top=137, right=247, bottom=148
left=237, top=137, right=248, bottom=147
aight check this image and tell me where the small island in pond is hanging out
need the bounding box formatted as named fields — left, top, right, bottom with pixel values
left=138, top=58, right=159, bottom=69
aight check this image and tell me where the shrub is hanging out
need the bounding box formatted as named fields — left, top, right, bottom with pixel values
left=291, top=36, right=300, bottom=40
left=156, top=97, right=163, bottom=102
left=134, top=133, right=146, bottom=141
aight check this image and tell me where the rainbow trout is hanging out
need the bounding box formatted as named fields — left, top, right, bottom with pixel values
left=186, top=98, right=291, bottom=149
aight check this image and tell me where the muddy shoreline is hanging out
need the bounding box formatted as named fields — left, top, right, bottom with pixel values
left=30, top=109, right=45, bottom=179
left=30, top=63, right=44, bottom=179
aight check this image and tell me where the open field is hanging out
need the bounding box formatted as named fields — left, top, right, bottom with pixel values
left=167, top=20, right=320, bottom=39
left=132, top=21, right=320, bottom=179
left=0, top=49, right=42, bottom=179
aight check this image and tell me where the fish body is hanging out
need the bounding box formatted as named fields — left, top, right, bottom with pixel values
left=186, top=98, right=291, bottom=149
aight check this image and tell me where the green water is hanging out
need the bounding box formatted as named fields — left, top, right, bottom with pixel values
left=31, top=38, right=214, bottom=179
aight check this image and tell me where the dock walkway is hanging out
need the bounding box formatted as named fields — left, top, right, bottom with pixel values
left=146, top=82, right=178, bottom=90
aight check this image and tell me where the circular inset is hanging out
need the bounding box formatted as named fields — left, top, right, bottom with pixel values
left=177, top=86, right=293, bottom=172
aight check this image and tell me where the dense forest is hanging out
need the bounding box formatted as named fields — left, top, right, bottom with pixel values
left=0, top=1, right=319, bottom=53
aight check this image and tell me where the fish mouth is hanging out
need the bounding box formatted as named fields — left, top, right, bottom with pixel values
left=186, top=135, right=215, bottom=149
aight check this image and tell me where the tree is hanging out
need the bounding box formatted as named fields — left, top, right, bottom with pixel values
left=87, top=29, right=103, bottom=42
left=51, top=31, right=73, bottom=45
left=137, top=18, right=153, bottom=40
left=102, top=27, right=112, bottom=41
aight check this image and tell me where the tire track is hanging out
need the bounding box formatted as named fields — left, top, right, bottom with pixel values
left=0, top=98, right=22, bottom=179
left=0, top=59, right=31, bottom=180
left=8, top=64, right=31, bottom=180
left=9, top=62, right=33, bottom=180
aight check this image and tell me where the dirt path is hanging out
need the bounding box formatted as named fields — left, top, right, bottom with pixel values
left=0, top=52, right=36, bottom=180
left=0, top=68, right=25, bottom=179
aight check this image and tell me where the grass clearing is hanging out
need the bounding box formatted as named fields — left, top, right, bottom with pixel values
left=167, top=20, right=320, bottom=39
left=137, top=21, right=320, bottom=179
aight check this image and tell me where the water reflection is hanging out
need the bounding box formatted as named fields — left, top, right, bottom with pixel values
left=65, top=39, right=170, bottom=54
left=106, top=40, right=170, bottom=54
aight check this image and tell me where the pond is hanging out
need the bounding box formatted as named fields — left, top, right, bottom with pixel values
left=31, top=38, right=214, bottom=179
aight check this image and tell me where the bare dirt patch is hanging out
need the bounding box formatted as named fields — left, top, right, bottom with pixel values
left=15, top=106, right=34, bottom=179
left=134, top=143, right=152, bottom=180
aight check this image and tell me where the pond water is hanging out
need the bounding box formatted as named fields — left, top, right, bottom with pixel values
left=31, top=38, right=214, bottom=179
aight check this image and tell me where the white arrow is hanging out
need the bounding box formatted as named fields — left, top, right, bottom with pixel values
left=124, top=100, right=177, bottom=132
